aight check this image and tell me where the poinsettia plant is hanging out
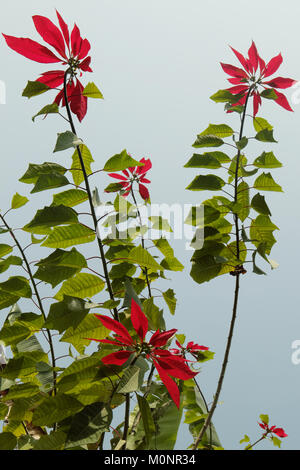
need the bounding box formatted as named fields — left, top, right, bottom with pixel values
left=184, top=41, right=293, bottom=449
left=0, top=12, right=291, bottom=452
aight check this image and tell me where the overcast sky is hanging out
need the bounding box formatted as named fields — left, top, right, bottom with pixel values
left=1, top=0, right=300, bottom=450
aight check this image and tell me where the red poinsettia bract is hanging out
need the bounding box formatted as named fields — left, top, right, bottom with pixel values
left=107, top=158, right=152, bottom=201
left=170, top=339, right=209, bottom=359
left=3, top=11, right=92, bottom=121
left=259, top=420, right=288, bottom=439
left=88, top=299, right=197, bottom=408
left=221, top=41, right=295, bottom=116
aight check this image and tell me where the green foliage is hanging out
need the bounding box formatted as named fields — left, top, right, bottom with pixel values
left=82, top=82, right=104, bottom=99
left=185, top=110, right=283, bottom=282
left=32, top=103, right=59, bottom=122
left=22, top=80, right=50, bottom=98
left=103, top=149, right=143, bottom=172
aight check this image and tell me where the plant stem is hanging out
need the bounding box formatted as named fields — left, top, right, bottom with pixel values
left=122, top=394, right=131, bottom=449
left=130, top=187, right=151, bottom=298
left=192, top=88, right=253, bottom=450
left=246, top=435, right=265, bottom=450
left=0, top=214, right=57, bottom=395
left=63, top=71, right=119, bottom=321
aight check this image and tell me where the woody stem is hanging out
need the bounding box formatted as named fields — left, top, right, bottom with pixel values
left=63, top=71, right=119, bottom=321
left=192, top=88, right=252, bottom=449
left=130, top=186, right=152, bottom=298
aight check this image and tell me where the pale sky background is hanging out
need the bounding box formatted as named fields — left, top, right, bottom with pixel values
left=1, top=0, right=300, bottom=450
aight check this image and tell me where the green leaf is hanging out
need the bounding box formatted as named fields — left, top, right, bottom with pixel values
left=0, top=432, right=17, bottom=450
left=183, top=380, right=221, bottom=449
left=236, top=181, right=249, bottom=222
left=0, top=323, right=31, bottom=346
left=57, top=352, right=111, bottom=393
left=34, top=248, right=87, bottom=288
left=253, top=117, right=273, bottom=132
left=54, top=273, right=105, bottom=301
left=184, top=153, right=221, bottom=169
left=104, top=182, right=124, bottom=193
left=126, top=246, right=163, bottom=272
left=32, top=103, right=59, bottom=121
left=0, top=256, right=22, bottom=274
left=82, top=82, right=104, bottom=99
left=136, top=394, right=156, bottom=444
left=54, top=131, right=81, bottom=152
left=109, top=262, right=136, bottom=279
left=103, top=149, right=143, bottom=172
left=149, top=216, right=173, bottom=232
left=30, top=173, right=70, bottom=194
left=250, top=215, right=278, bottom=254
left=160, top=256, right=184, bottom=272
left=60, top=315, right=109, bottom=354
left=236, top=136, right=248, bottom=150
left=210, top=89, right=237, bottom=103
left=45, top=296, right=89, bottom=333
left=0, top=292, right=20, bottom=310
left=0, top=356, right=37, bottom=379
left=271, top=436, right=282, bottom=448
left=0, top=244, right=13, bottom=257
left=192, top=135, right=224, bottom=148
left=25, top=205, right=78, bottom=231
left=0, top=276, right=31, bottom=299
left=253, top=151, right=282, bottom=168
left=66, top=403, right=112, bottom=448
left=142, top=297, right=165, bottom=330
left=199, top=123, right=234, bottom=138
left=147, top=388, right=183, bottom=450
left=33, top=431, right=67, bottom=450
left=251, top=193, right=271, bottom=216
left=254, top=173, right=283, bottom=192
left=259, top=413, right=269, bottom=424
left=190, top=256, right=222, bottom=284
left=32, top=394, right=83, bottom=427
left=42, top=224, right=95, bottom=249
left=186, top=152, right=231, bottom=168
left=11, top=193, right=29, bottom=209
left=255, top=129, right=277, bottom=143
left=240, top=434, right=250, bottom=444
left=117, top=366, right=141, bottom=394
left=22, top=80, right=50, bottom=98
left=71, top=145, right=94, bottom=186
left=122, top=278, right=142, bottom=309
left=158, top=289, right=176, bottom=317
left=186, top=174, right=225, bottom=191
left=184, top=206, right=204, bottom=227
left=153, top=238, right=174, bottom=258
left=260, top=88, right=277, bottom=100
left=19, top=162, right=67, bottom=184
left=52, top=189, right=89, bottom=207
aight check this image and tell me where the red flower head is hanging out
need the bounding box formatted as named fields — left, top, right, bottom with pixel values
left=221, top=41, right=295, bottom=116
left=170, top=339, right=209, bottom=359
left=259, top=420, right=288, bottom=438
left=3, top=10, right=92, bottom=121
left=107, top=158, right=152, bottom=202
left=88, top=299, right=197, bottom=408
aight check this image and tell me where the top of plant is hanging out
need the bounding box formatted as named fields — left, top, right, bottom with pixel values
left=221, top=40, right=295, bottom=115
left=3, top=11, right=93, bottom=121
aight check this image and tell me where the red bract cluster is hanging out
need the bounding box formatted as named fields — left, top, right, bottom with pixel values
left=221, top=41, right=295, bottom=116
left=107, top=158, right=152, bottom=201
left=3, top=11, right=92, bottom=121
left=259, top=420, right=288, bottom=438
left=170, top=339, right=209, bottom=359
left=88, top=299, right=197, bottom=408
